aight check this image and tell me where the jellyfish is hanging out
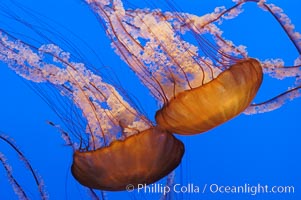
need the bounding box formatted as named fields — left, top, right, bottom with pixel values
left=0, top=0, right=300, bottom=199
left=0, top=29, right=184, bottom=192
left=85, top=0, right=301, bottom=135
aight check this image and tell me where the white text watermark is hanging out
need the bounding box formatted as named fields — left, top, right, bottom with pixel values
left=126, top=183, right=295, bottom=196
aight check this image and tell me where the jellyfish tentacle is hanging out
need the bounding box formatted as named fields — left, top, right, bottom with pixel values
left=0, top=30, right=152, bottom=148
left=92, top=1, right=170, bottom=103
left=248, top=0, right=301, bottom=54
left=0, top=135, right=48, bottom=200
left=0, top=153, right=29, bottom=200
left=245, top=85, right=301, bottom=114
left=85, top=0, right=249, bottom=106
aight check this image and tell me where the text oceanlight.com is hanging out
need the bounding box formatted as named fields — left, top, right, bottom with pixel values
left=127, top=183, right=295, bottom=196
left=209, top=183, right=294, bottom=195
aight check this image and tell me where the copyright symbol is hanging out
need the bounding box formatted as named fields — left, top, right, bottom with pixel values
left=126, top=184, right=135, bottom=192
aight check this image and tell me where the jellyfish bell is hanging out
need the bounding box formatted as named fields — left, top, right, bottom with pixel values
left=155, top=58, right=263, bottom=134
left=71, top=127, right=184, bottom=191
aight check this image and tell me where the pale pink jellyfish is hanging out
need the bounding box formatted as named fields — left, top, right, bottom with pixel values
left=84, top=0, right=301, bottom=135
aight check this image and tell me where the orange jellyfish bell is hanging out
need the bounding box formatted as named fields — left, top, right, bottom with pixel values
left=71, top=127, right=184, bottom=191
left=155, top=58, right=263, bottom=135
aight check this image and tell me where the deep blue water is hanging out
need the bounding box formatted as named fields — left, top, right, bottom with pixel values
left=0, top=0, right=300, bottom=199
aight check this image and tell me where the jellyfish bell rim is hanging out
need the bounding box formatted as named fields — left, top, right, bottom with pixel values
left=155, top=58, right=263, bottom=135
left=71, top=126, right=185, bottom=191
